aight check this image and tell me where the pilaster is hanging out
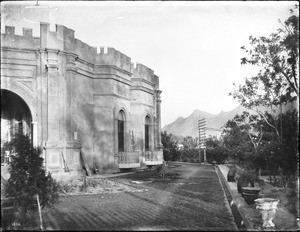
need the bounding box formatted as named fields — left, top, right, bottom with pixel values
left=156, top=90, right=163, bottom=150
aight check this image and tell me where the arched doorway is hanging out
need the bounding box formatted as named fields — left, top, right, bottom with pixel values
left=1, top=89, right=32, bottom=164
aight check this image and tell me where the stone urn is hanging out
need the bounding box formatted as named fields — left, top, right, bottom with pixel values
left=227, top=169, right=236, bottom=182
left=241, top=187, right=261, bottom=204
left=254, top=198, right=280, bottom=229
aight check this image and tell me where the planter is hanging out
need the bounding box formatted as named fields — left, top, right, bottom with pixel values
left=237, top=180, right=254, bottom=194
left=242, top=187, right=261, bottom=195
left=242, top=187, right=261, bottom=204
left=227, top=169, right=236, bottom=182
left=254, top=198, right=280, bottom=229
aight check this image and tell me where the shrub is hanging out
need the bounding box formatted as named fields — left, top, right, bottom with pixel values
left=179, top=148, right=199, bottom=163
left=87, top=179, right=99, bottom=188
left=235, top=171, right=258, bottom=193
left=5, top=134, right=59, bottom=211
left=206, top=147, right=228, bottom=164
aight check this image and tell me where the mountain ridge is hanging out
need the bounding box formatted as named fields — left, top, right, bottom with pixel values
left=162, top=105, right=249, bottom=138
left=162, top=102, right=297, bottom=140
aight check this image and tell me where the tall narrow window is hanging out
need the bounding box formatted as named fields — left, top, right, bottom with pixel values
left=145, top=116, right=150, bottom=151
left=118, top=111, right=125, bottom=152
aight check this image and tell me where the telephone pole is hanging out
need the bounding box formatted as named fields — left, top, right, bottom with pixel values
left=198, top=118, right=206, bottom=165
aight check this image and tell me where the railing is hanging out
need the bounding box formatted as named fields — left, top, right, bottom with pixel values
left=144, top=150, right=163, bottom=166
left=116, top=151, right=163, bottom=168
left=145, top=151, right=152, bottom=161
left=118, top=152, right=140, bottom=168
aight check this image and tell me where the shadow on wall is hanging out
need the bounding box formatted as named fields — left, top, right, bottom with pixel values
left=76, top=103, right=95, bottom=173
left=76, top=102, right=120, bottom=175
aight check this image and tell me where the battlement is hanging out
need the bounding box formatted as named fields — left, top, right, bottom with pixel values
left=132, top=63, right=155, bottom=83
left=2, top=23, right=75, bottom=39
left=40, top=22, right=75, bottom=39
left=2, top=25, right=40, bottom=49
left=4, top=25, right=37, bottom=38
left=96, top=47, right=132, bottom=73
left=1, top=23, right=155, bottom=78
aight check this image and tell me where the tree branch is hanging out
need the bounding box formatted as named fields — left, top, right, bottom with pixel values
left=278, top=64, right=298, bottom=96
left=254, top=109, right=281, bottom=142
left=257, top=126, right=264, bottom=146
left=248, top=131, right=258, bottom=149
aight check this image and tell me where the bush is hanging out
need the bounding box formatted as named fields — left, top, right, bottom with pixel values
left=235, top=170, right=258, bottom=193
left=161, top=131, right=180, bottom=161
left=206, top=147, right=228, bottom=164
left=179, top=149, right=199, bottom=163
left=5, top=134, right=59, bottom=211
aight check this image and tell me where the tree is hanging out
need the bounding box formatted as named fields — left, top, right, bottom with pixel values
left=230, top=6, right=299, bottom=143
left=221, top=117, right=255, bottom=167
left=205, top=136, right=228, bottom=164
left=182, top=136, right=198, bottom=149
left=5, top=133, right=59, bottom=212
left=161, top=131, right=179, bottom=161
left=222, top=109, right=298, bottom=181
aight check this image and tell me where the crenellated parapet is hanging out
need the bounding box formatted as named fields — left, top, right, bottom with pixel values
left=1, top=22, right=157, bottom=82
left=1, top=25, right=40, bottom=49
left=96, top=47, right=132, bottom=74
left=132, top=63, right=155, bottom=83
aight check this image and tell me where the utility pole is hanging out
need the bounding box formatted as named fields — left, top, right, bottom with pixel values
left=198, top=118, right=206, bottom=165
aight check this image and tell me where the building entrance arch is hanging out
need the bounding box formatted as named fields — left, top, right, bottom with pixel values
left=1, top=89, right=33, bottom=163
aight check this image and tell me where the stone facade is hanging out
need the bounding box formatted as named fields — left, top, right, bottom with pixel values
left=1, top=23, right=163, bottom=174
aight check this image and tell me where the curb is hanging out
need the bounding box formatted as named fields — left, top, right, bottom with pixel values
left=214, top=166, right=239, bottom=231
left=216, top=165, right=251, bottom=231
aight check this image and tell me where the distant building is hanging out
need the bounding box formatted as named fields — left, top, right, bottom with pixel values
left=1, top=23, right=163, bottom=174
left=177, top=144, right=184, bottom=150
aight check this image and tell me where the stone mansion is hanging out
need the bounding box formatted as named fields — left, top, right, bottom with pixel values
left=1, top=22, right=163, bottom=175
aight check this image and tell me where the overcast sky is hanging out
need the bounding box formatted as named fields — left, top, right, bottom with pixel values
left=1, top=1, right=296, bottom=127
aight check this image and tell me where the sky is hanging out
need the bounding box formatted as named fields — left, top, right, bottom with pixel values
left=1, top=1, right=297, bottom=127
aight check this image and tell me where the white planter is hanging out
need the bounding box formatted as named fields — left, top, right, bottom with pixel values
left=254, top=198, right=280, bottom=229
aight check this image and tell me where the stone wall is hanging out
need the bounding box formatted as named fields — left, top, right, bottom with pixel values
left=1, top=22, right=163, bottom=174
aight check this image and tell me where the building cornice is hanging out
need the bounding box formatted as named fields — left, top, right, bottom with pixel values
left=131, top=77, right=156, bottom=87
left=93, top=93, right=130, bottom=101
left=130, top=86, right=155, bottom=95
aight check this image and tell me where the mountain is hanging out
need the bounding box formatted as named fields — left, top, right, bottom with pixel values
left=162, top=105, right=249, bottom=139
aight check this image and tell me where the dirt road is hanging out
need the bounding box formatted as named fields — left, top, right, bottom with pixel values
left=42, top=163, right=238, bottom=230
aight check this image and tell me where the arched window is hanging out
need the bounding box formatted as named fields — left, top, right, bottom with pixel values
left=145, top=115, right=150, bottom=151
left=118, top=110, right=125, bottom=152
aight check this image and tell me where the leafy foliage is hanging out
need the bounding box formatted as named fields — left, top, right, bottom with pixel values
left=205, top=137, right=228, bottom=164
left=179, top=148, right=199, bottom=163
left=238, top=7, right=298, bottom=99
left=161, top=131, right=180, bottom=161
left=182, top=136, right=198, bottom=149
left=222, top=110, right=298, bottom=182
left=230, top=7, right=299, bottom=144
left=4, top=134, right=59, bottom=211
left=226, top=7, right=299, bottom=185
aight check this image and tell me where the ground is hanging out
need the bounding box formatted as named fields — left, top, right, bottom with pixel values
left=2, top=163, right=238, bottom=231
left=2, top=162, right=298, bottom=231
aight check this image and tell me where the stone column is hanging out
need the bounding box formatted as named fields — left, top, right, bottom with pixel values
left=46, top=49, right=61, bottom=144
left=66, top=53, right=78, bottom=141
left=156, top=90, right=163, bottom=150
left=31, top=121, right=38, bottom=147
left=45, top=49, right=63, bottom=170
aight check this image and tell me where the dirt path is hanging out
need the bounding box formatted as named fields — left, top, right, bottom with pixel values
left=42, top=163, right=238, bottom=230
